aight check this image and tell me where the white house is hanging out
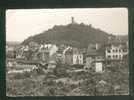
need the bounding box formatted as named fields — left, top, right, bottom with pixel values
left=42, top=44, right=58, bottom=57
left=73, top=48, right=83, bottom=65
left=105, top=43, right=128, bottom=60
left=38, top=44, right=58, bottom=62
left=49, top=44, right=58, bottom=57
left=95, top=62, right=103, bottom=73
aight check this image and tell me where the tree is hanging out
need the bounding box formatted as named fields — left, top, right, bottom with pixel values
left=24, top=50, right=33, bottom=60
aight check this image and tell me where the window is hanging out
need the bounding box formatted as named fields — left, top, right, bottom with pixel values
left=74, top=55, right=77, bottom=58
left=108, top=55, right=111, bottom=59
left=119, top=49, right=121, bottom=52
left=115, top=49, right=118, bottom=52
left=107, top=50, right=111, bottom=53
left=115, top=55, right=118, bottom=58
left=123, top=49, right=127, bottom=52
left=119, top=55, right=122, bottom=59
left=79, top=55, right=82, bottom=58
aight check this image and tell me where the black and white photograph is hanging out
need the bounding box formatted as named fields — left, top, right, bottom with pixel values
left=6, top=8, right=129, bottom=96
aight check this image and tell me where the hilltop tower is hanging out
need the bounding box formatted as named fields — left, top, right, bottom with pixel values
left=71, top=17, right=76, bottom=24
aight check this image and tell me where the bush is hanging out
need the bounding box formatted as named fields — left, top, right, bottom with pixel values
left=53, top=66, right=68, bottom=77
left=36, top=68, right=45, bottom=75
left=12, top=71, right=31, bottom=80
left=23, top=71, right=31, bottom=77
left=13, top=73, right=25, bottom=79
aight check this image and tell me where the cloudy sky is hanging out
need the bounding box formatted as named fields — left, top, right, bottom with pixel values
left=6, top=8, right=128, bottom=42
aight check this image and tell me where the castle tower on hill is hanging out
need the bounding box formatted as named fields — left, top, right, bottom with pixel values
left=71, top=17, right=75, bottom=24
left=71, top=17, right=76, bottom=24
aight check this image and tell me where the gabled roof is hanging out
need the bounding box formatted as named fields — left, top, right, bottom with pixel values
left=87, top=48, right=98, bottom=56
left=87, top=45, right=105, bottom=56
left=72, top=48, right=85, bottom=54
left=96, top=47, right=105, bottom=56
left=57, top=49, right=63, bottom=54
left=65, top=49, right=73, bottom=55
left=106, top=42, right=127, bottom=50
left=107, top=38, right=127, bottom=46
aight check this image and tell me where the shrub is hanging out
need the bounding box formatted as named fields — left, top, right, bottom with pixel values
left=53, top=66, right=68, bottom=77
left=13, top=73, right=25, bottom=79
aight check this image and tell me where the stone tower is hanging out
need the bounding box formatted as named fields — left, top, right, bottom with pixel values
left=71, top=17, right=75, bottom=24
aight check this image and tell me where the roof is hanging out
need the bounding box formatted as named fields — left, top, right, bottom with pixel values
left=98, top=80, right=107, bottom=85
left=57, top=49, right=63, bottom=54
left=72, top=48, right=85, bottom=54
left=49, top=60, right=57, bottom=64
left=86, top=45, right=98, bottom=56
left=106, top=43, right=127, bottom=50
left=107, top=38, right=127, bottom=46
left=87, top=49, right=98, bottom=56
left=65, top=48, right=73, bottom=55
left=87, top=44, right=105, bottom=56
left=96, top=47, right=105, bottom=56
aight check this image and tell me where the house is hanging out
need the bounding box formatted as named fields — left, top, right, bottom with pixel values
left=105, top=35, right=128, bottom=61
left=63, top=46, right=73, bottom=64
left=105, top=42, right=128, bottom=61
left=28, top=41, right=39, bottom=52
left=84, top=44, right=105, bottom=72
left=48, top=60, right=57, bottom=72
left=6, top=44, right=16, bottom=59
left=49, top=44, right=58, bottom=57
left=36, top=43, right=58, bottom=62
left=56, top=48, right=64, bottom=63
left=41, top=44, right=58, bottom=57
left=64, top=47, right=85, bottom=65
left=87, top=43, right=101, bottom=50
left=73, top=48, right=84, bottom=65
left=15, top=45, right=26, bottom=59
left=84, top=45, right=98, bottom=70
left=38, top=46, right=50, bottom=62
left=64, top=48, right=73, bottom=65
left=95, top=62, right=103, bottom=73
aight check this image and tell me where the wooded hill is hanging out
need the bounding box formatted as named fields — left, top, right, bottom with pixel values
left=22, top=23, right=127, bottom=48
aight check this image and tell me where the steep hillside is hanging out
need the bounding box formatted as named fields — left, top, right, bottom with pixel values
left=22, top=23, right=116, bottom=48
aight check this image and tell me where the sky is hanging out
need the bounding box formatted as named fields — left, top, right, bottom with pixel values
left=6, top=8, right=128, bottom=42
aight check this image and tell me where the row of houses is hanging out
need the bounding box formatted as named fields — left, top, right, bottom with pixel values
left=61, top=41, right=128, bottom=72
left=6, top=40, right=128, bottom=72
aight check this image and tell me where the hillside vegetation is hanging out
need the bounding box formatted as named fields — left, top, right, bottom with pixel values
left=22, top=23, right=111, bottom=48
left=22, top=23, right=128, bottom=48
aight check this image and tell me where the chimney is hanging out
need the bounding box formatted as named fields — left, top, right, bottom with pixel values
left=95, top=43, right=99, bottom=50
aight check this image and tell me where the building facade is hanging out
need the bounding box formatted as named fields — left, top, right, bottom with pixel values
left=105, top=43, right=128, bottom=60
left=73, top=48, right=83, bottom=65
left=64, top=49, right=73, bottom=65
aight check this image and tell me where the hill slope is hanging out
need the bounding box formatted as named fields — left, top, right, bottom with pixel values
left=22, top=23, right=118, bottom=48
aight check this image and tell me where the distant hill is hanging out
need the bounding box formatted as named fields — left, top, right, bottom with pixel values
left=6, top=41, right=21, bottom=47
left=22, top=23, right=127, bottom=48
left=118, top=35, right=128, bottom=42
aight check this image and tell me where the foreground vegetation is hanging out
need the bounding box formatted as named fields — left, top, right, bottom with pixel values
left=6, top=62, right=129, bottom=96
